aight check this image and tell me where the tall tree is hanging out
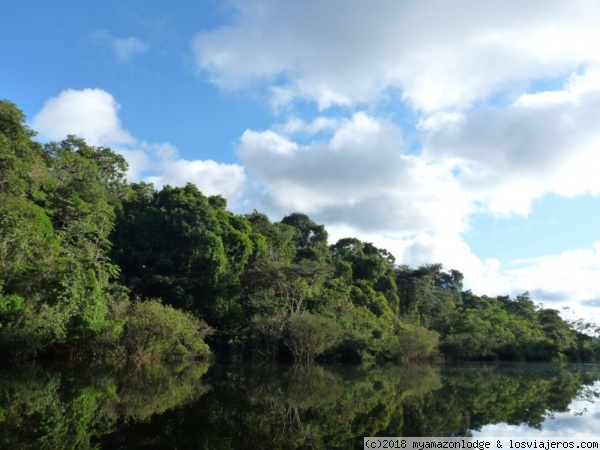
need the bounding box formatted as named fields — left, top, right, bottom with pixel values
left=112, top=183, right=254, bottom=328
left=280, top=213, right=329, bottom=261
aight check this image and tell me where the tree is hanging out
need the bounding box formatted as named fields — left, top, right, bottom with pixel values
left=41, top=137, right=129, bottom=346
left=284, top=313, right=343, bottom=363
left=396, top=264, right=460, bottom=332
left=0, top=102, right=131, bottom=357
left=397, top=324, right=440, bottom=362
left=112, top=183, right=255, bottom=339
left=280, top=213, right=328, bottom=261
left=331, top=238, right=400, bottom=315
left=0, top=100, right=47, bottom=197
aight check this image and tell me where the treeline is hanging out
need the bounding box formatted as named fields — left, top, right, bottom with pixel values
left=1, top=99, right=598, bottom=363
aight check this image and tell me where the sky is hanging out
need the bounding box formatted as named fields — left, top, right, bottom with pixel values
left=2, top=0, right=600, bottom=325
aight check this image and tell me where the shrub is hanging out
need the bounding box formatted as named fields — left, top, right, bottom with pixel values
left=441, top=332, right=498, bottom=360
left=398, top=324, right=440, bottom=362
left=0, top=290, right=68, bottom=359
left=380, top=324, right=440, bottom=362
left=250, top=313, right=287, bottom=360
left=284, top=313, right=343, bottom=363
left=122, top=300, right=212, bottom=362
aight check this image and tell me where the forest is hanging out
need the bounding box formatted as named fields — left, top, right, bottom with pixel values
left=1, top=98, right=599, bottom=363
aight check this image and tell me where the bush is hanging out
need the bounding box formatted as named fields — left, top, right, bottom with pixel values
left=441, top=332, right=499, bottom=360
left=398, top=324, right=440, bottom=361
left=380, top=324, right=440, bottom=362
left=250, top=313, right=287, bottom=360
left=122, top=300, right=212, bottom=362
left=284, top=313, right=343, bottom=363
left=0, top=290, right=68, bottom=359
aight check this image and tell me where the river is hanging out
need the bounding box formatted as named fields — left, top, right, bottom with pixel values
left=1, top=361, right=599, bottom=449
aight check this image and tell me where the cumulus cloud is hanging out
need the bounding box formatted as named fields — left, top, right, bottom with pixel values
left=238, top=112, right=472, bottom=236
left=31, top=89, right=135, bottom=147
left=193, top=0, right=600, bottom=232
left=237, top=74, right=600, bottom=232
left=423, top=68, right=600, bottom=216
left=31, top=89, right=246, bottom=202
left=507, top=242, right=600, bottom=306
left=146, top=156, right=246, bottom=200
left=192, top=0, right=600, bottom=228
left=192, top=0, right=600, bottom=111
left=89, top=30, right=150, bottom=62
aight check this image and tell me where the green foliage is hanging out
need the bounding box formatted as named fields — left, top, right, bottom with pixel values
left=281, top=212, right=329, bottom=261
left=122, top=300, right=212, bottom=362
left=333, top=238, right=400, bottom=314
left=0, top=100, right=47, bottom=198
left=0, top=197, right=59, bottom=293
left=396, top=263, right=459, bottom=331
left=284, top=313, right=343, bottom=363
left=0, top=361, right=211, bottom=449
left=249, top=313, right=287, bottom=360
left=0, top=289, right=68, bottom=358
left=112, top=183, right=254, bottom=330
left=351, top=280, right=394, bottom=318
left=380, top=324, right=440, bottom=362
left=77, top=363, right=600, bottom=448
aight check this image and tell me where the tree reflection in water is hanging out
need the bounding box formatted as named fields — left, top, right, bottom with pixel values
left=0, top=361, right=210, bottom=449
left=1, top=362, right=599, bottom=449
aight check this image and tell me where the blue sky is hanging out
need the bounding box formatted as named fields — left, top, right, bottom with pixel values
left=3, top=0, right=600, bottom=323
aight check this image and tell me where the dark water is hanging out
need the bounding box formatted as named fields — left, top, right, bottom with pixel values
left=1, top=361, right=599, bottom=449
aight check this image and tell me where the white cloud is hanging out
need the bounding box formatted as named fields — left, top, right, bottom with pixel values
left=238, top=112, right=472, bottom=236
left=31, top=89, right=246, bottom=203
left=89, top=30, right=150, bottom=62
left=31, top=89, right=135, bottom=147
left=190, top=0, right=600, bottom=233
left=507, top=242, right=600, bottom=308
left=146, top=157, right=246, bottom=200
left=192, top=0, right=600, bottom=234
left=238, top=75, right=600, bottom=241
left=192, top=0, right=600, bottom=111
left=423, top=68, right=600, bottom=216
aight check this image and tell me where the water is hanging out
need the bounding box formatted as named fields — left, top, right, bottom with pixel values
left=1, top=361, right=599, bottom=449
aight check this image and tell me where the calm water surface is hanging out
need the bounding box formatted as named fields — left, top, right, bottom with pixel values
left=1, top=361, right=599, bottom=449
